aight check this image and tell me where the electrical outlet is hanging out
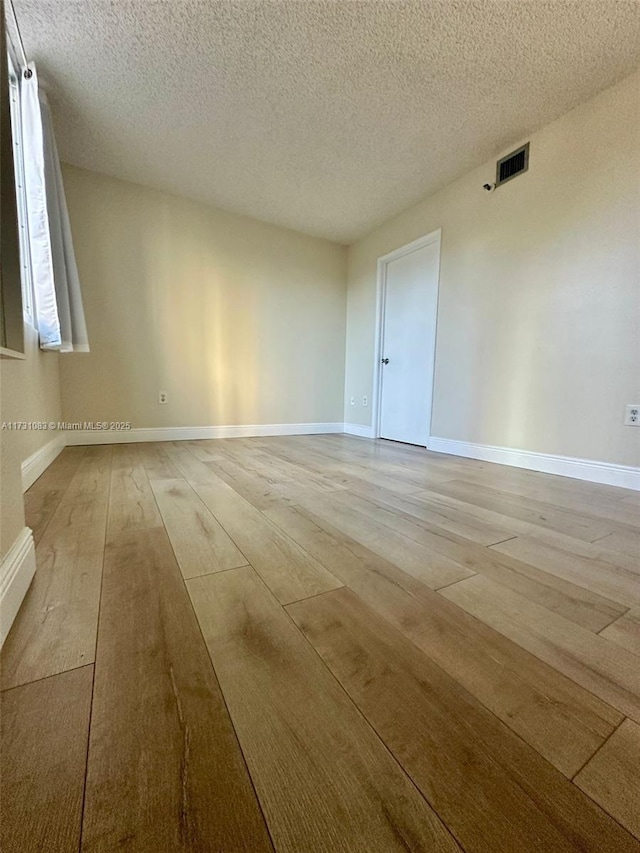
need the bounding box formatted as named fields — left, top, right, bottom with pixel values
left=362, top=396, right=368, bottom=407
left=350, top=396, right=356, bottom=406
left=624, top=404, right=640, bottom=426
left=158, top=391, right=168, bottom=405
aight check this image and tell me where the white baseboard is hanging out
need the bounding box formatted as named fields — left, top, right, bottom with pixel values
left=21, top=434, right=66, bottom=492
left=344, top=423, right=376, bottom=439
left=427, top=436, right=640, bottom=491
left=65, top=422, right=345, bottom=445
left=0, top=527, right=36, bottom=647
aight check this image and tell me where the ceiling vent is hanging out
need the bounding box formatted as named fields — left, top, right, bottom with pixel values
left=496, top=142, right=529, bottom=186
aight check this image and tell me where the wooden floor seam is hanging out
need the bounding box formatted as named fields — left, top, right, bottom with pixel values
left=569, top=717, right=628, bottom=783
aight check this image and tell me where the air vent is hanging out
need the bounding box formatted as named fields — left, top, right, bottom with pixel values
left=496, top=142, right=529, bottom=186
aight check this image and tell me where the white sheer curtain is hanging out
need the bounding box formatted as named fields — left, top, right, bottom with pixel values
left=21, top=62, right=89, bottom=352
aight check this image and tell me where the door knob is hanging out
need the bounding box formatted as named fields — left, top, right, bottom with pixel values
left=381, top=358, right=389, bottom=364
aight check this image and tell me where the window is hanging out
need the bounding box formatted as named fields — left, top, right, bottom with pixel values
left=7, top=51, right=34, bottom=323
left=3, top=24, right=89, bottom=353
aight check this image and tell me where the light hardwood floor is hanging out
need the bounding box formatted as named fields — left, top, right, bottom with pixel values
left=1, top=435, right=639, bottom=852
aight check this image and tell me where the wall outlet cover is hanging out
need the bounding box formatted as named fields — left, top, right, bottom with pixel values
left=624, top=404, right=640, bottom=426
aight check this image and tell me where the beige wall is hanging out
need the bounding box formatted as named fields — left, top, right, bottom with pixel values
left=60, top=166, right=347, bottom=429
left=0, top=428, right=25, bottom=558
left=0, top=325, right=62, bottom=556
left=345, top=71, right=640, bottom=467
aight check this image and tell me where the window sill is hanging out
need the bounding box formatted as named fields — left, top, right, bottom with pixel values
left=0, top=346, right=26, bottom=360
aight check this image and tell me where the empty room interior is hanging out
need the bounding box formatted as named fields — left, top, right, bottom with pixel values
left=1, top=1, right=640, bottom=850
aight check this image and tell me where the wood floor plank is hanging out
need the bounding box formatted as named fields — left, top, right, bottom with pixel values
left=0, top=665, right=93, bottom=853
left=427, top=479, right=615, bottom=541
left=288, top=587, right=640, bottom=853
left=205, top=458, right=296, bottom=510
left=1, top=446, right=112, bottom=689
left=266, top=504, right=475, bottom=600
left=588, top=537, right=640, bottom=574
left=264, top=504, right=620, bottom=776
left=307, top=433, right=432, bottom=467
left=162, top=442, right=245, bottom=487
left=575, top=719, right=640, bottom=840
left=266, top=498, right=475, bottom=591
left=150, top=477, right=248, bottom=579
left=24, top=447, right=86, bottom=545
left=462, top=548, right=629, bottom=632
left=620, top=494, right=640, bottom=511
left=362, top=488, right=517, bottom=546
left=408, top=482, right=632, bottom=546
left=492, top=535, right=640, bottom=608
left=249, top=449, right=347, bottom=492
left=186, top=566, right=462, bottom=853
left=206, top=442, right=295, bottom=483
left=106, top=444, right=163, bottom=541
left=593, top=529, right=640, bottom=559
left=137, top=442, right=183, bottom=479
left=600, top=608, right=640, bottom=655
left=307, top=490, right=625, bottom=631
left=509, top=524, right=640, bottom=577
left=441, top=574, right=640, bottom=723
left=385, top=475, right=638, bottom=581
left=212, top=439, right=354, bottom=496
left=187, top=440, right=238, bottom=463
left=514, top=481, right=640, bottom=527
left=421, top=461, right=639, bottom=525
left=301, top=444, right=447, bottom=492
left=81, top=528, right=272, bottom=852
left=408, top=486, right=536, bottom=537
left=266, top=501, right=473, bottom=594
left=166, top=446, right=343, bottom=603
left=261, top=440, right=424, bottom=495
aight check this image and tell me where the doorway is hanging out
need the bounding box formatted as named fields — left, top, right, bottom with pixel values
left=373, top=230, right=441, bottom=446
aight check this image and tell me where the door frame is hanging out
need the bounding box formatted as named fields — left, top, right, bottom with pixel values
left=371, top=228, right=442, bottom=443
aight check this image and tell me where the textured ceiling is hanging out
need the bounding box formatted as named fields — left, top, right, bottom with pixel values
left=13, top=0, right=640, bottom=243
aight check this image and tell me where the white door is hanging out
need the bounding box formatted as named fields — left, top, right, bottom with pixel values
left=378, top=235, right=440, bottom=446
